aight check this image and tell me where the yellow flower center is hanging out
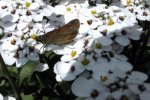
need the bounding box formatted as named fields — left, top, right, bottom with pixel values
left=127, top=0, right=132, bottom=6
left=82, top=57, right=90, bottom=65
left=66, top=7, right=71, bottom=12
left=31, top=33, right=37, bottom=40
left=95, top=43, right=102, bottom=49
left=108, top=17, right=114, bottom=26
left=100, top=75, right=108, bottom=82
left=91, top=10, right=97, bottom=15
left=26, top=2, right=31, bottom=8
left=71, top=50, right=77, bottom=58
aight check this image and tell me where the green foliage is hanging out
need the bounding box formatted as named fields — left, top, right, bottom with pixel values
left=88, top=0, right=96, bottom=6
left=58, top=81, right=71, bottom=95
left=19, top=61, right=37, bottom=87
left=44, top=50, right=54, bottom=58
left=21, top=93, right=34, bottom=100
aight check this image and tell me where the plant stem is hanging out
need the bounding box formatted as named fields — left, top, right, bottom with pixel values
left=0, top=54, right=21, bottom=100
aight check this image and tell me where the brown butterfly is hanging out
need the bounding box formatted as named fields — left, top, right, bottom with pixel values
left=37, top=19, right=80, bottom=45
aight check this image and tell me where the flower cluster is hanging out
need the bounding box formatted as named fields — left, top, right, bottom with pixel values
left=0, top=0, right=150, bottom=99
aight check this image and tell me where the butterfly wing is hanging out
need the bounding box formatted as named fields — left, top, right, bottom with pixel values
left=39, top=19, right=80, bottom=45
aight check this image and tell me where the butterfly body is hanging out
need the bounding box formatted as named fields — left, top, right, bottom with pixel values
left=38, top=19, right=80, bottom=45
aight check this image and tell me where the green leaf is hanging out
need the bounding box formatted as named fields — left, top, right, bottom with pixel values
left=50, top=97, right=61, bottom=100
left=21, top=93, right=34, bottom=100
left=36, top=74, right=45, bottom=88
left=19, top=61, right=37, bottom=87
left=58, top=81, right=71, bottom=94
left=8, top=66, right=18, bottom=78
left=88, top=0, right=96, bottom=6
left=0, top=63, right=4, bottom=78
left=44, top=50, right=54, bottom=58
left=42, top=96, right=49, bottom=100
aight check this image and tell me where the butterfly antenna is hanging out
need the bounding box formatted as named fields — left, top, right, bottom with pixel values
left=39, top=44, right=47, bottom=54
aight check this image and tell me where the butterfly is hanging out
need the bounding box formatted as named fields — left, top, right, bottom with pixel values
left=37, top=19, right=80, bottom=45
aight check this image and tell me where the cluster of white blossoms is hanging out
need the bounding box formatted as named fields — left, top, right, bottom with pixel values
left=0, top=0, right=150, bottom=99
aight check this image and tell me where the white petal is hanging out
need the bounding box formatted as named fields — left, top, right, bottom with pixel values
left=16, top=57, right=28, bottom=68
left=56, top=75, right=63, bottom=82
left=17, top=22, right=29, bottom=31
left=0, top=1, right=7, bottom=8
left=60, top=73, right=76, bottom=81
left=112, top=90, right=123, bottom=100
left=3, top=22, right=16, bottom=31
left=20, top=15, right=32, bottom=23
left=52, top=47, right=65, bottom=55
left=107, top=25, right=117, bottom=33
left=140, top=91, right=150, bottom=100
left=54, top=62, right=71, bottom=74
left=128, top=84, right=140, bottom=94
left=28, top=3, right=39, bottom=11
left=27, top=52, right=39, bottom=61
left=61, top=55, right=73, bottom=62
left=35, top=63, right=49, bottom=72
left=79, top=24, right=90, bottom=34
left=111, top=61, right=133, bottom=73
left=71, top=77, right=92, bottom=97
left=0, top=93, right=3, bottom=100
left=32, top=14, right=43, bottom=22
left=127, top=32, right=140, bottom=40
left=11, top=14, right=19, bottom=23
left=115, top=35, right=130, bottom=46
left=88, top=30, right=102, bottom=39
left=1, top=13, right=13, bottom=22
left=129, top=71, right=148, bottom=82
left=42, top=5, right=54, bottom=16
left=0, top=52, right=16, bottom=65
left=96, top=36, right=112, bottom=46
left=2, top=42, right=18, bottom=52
left=4, top=96, right=16, bottom=100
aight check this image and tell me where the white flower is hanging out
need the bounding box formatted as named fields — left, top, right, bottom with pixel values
left=54, top=60, right=85, bottom=81
left=1, top=36, right=22, bottom=52
left=60, top=46, right=82, bottom=62
left=110, top=60, right=133, bottom=73
left=127, top=71, right=148, bottom=84
left=71, top=77, right=109, bottom=99
left=92, top=62, right=116, bottom=85
left=115, top=25, right=142, bottom=46
left=77, top=54, right=96, bottom=71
